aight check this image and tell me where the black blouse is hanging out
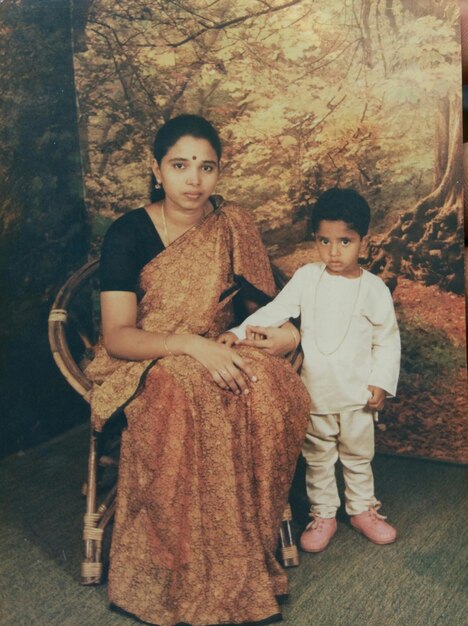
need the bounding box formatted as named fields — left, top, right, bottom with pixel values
left=99, top=208, right=164, bottom=293
left=99, top=200, right=271, bottom=311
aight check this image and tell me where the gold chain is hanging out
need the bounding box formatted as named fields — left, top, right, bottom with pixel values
left=161, top=202, right=170, bottom=246
left=160, top=202, right=210, bottom=247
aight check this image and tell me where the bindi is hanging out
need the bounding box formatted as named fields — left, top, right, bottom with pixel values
left=192, top=155, right=197, bottom=160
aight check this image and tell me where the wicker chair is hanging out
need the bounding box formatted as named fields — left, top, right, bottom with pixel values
left=48, top=258, right=303, bottom=585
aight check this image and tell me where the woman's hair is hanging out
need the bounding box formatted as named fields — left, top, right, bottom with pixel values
left=151, top=114, right=222, bottom=201
left=310, top=187, right=371, bottom=237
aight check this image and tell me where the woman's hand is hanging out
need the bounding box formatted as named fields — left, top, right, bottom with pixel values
left=186, top=335, right=257, bottom=395
left=236, top=323, right=299, bottom=357
left=216, top=331, right=238, bottom=347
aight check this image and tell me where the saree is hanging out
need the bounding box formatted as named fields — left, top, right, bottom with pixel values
left=86, top=203, right=311, bottom=626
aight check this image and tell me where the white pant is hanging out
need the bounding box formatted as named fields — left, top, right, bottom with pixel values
left=302, top=408, right=378, bottom=518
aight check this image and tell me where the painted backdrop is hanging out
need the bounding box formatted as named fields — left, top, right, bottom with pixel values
left=0, top=0, right=88, bottom=457
left=73, top=0, right=466, bottom=462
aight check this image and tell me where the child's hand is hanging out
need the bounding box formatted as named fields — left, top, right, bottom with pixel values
left=366, top=385, right=386, bottom=411
left=236, top=324, right=297, bottom=357
left=216, top=331, right=238, bottom=347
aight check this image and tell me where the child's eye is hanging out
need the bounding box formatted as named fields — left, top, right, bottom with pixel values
left=341, top=239, right=350, bottom=246
left=319, top=239, right=329, bottom=246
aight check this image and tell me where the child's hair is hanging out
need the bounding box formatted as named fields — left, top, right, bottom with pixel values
left=311, top=187, right=371, bottom=237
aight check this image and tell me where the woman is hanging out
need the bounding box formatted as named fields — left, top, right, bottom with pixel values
left=86, top=114, right=311, bottom=626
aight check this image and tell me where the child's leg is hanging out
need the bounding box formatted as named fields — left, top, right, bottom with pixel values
left=302, top=413, right=340, bottom=519
left=339, top=408, right=396, bottom=544
left=338, top=408, right=376, bottom=516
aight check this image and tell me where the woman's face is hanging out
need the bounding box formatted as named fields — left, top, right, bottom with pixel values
left=152, top=135, right=219, bottom=212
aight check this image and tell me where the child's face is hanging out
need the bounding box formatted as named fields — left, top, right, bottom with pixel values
left=315, top=220, right=365, bottom=278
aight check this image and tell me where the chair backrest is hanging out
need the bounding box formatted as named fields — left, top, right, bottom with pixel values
left=48, top=259, right=302, bottom=402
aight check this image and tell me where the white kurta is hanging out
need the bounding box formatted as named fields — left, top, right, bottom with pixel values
left=232, top=262, right=400, bottom=414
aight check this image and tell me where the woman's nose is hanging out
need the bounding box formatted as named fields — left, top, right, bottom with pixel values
left=186, top=169, right=200, bottom=185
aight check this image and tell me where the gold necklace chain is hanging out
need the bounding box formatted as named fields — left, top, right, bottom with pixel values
left=160, top=202, right=208, bottom=247
left=313, top=265, right=363, bottom=356
left=161, top=202, right=170, bottom=246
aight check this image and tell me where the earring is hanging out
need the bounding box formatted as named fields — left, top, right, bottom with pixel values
left=154, top=181, right=161, bottom=189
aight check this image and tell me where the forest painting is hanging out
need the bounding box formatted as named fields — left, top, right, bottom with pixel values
left=73, top=0, right=466, bottom=463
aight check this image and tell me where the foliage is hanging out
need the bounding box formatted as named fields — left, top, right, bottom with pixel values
left=73, top=0, right=462, bottom=252
left=398, top=316, right=466, bottom=392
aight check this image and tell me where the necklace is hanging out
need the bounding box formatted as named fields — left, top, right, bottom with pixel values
left=313, top=265, right=363, bottom=356
left=161, top=202, right=170, bottom=246
left=160, top=202, right=208, bottom=247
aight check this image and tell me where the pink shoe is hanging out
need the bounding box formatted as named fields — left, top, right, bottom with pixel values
left=350, top=502, right=397, bottom=545
left=300, top=517, right=337, bottom=553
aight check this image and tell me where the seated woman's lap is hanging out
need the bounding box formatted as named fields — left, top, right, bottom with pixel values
left=107, top=343, right=310, bottom=624
left=120, top=347, right=309, bottom=552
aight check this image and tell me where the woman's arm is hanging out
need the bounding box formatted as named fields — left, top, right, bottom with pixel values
left=102, top=291, right=169, bottom=360
left=101, top=291, right=257, bottom=394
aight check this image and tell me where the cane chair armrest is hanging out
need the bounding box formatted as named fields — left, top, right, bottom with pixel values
left=48, top=259, right=98, bottom=402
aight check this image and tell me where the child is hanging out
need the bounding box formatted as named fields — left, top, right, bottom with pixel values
left=223, top=187, right=400, bottom=552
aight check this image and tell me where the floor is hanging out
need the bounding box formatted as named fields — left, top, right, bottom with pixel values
left=0, top=425, right=466, bottom=626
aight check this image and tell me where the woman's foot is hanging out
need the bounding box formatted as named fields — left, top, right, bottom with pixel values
left=299, top=517, right=337, bottom=553
left=350, top=503, right=397, bottom=544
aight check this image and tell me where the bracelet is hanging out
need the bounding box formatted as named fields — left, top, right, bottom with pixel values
left=287, top=326, right=300, bottom=350
left=164, top=333, right=174, bottom=356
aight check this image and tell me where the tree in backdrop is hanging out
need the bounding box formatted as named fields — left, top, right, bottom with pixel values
left=0, top=0, right=88, bottom=456
left=74, top=0, right=461, bottom=294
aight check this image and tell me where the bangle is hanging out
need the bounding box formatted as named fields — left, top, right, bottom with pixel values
left=164, top=333, right=174, bottom=356
left=287, top=326, right=300, bottom=350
